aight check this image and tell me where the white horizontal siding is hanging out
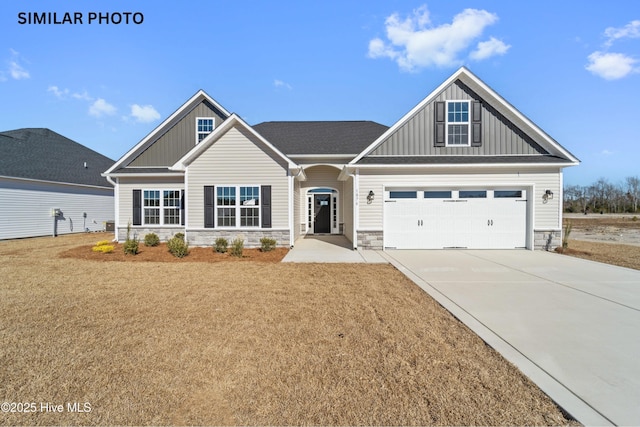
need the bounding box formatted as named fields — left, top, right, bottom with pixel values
left=0, top=178, right=113, bottom=239
left=117, top=176, right=184, bottom=227
left=357, top=168, right=561, bottom=231
left=187, top=125, right=289, bottom=229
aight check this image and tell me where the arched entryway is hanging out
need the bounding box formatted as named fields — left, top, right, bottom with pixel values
left=306, top=187, right=339, bottom=234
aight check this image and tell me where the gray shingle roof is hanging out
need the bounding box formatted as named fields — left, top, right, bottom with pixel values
left=356, top=155, right=573, bottom=165
left=252, top=121, right=388, bottom=155
left=0, top=128, right=115, bottom=187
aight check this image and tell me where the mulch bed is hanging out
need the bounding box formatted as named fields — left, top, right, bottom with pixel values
left=60, top=242, right=289, bottom=263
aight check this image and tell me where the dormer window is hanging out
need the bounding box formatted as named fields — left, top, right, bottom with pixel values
left=196, top=118, right=214, bottom=143
left=446, top=101, right=470, bottom=146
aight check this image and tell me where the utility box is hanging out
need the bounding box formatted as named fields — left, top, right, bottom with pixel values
left=50, top=208, right=62, bottom=217
left=105, top=221, right=115, bottom=232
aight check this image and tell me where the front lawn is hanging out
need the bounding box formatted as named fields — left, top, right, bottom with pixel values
left=0, top=234, right=575, bottom=426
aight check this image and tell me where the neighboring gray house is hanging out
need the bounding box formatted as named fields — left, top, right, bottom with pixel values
left=104, top=67, right=579, bottom=250
left=0, top=128, right=114, bottom=239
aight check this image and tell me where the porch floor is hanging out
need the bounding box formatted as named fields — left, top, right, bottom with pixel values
left=283, top=235, right=387, bottom=263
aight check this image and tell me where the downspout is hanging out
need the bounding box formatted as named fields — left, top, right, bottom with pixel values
left=105, top=175, right=118, bottom=242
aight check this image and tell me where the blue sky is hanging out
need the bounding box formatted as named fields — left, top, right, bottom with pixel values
left=1, top=1, right=638, bottom=186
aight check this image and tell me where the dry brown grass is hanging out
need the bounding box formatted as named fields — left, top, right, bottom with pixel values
left=558, top=239, right=640, bottom=270
left=0, top=233, right=576, bottom=426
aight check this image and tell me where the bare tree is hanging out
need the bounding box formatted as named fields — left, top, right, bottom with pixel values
left=626, top=176, right=640, bottom=213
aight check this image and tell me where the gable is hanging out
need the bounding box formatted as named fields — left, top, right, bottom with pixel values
left=352, top=67, right=579, bottom=166
left=129, top=100, right=227, bottom=167
left=369, top=79, right=547, bottom=157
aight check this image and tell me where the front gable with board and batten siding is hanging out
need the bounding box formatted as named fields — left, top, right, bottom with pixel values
left=352, top=67, right=579, bottom=166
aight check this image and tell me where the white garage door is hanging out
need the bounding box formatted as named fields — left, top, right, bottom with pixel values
left=384, top=189, right=527, bottom=249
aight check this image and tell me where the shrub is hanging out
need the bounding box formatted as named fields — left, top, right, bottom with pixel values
left=95, top=240, right=111, bottom=247
left=123, top=222, right=139, bottom=255
left=260, top=237, right=277, bottom=252
left=167, top=233, right=189, bottom=258
left=123, top=238, right=139, bottom=255
left=214, top=237, right=228, bottom=253
left=633, top=216, right=638, bottom=222
left=144, top=232, right=160, bottom=247
left=92, top=244, right=114, bottom=253
left=230, top=238, right=244, bottom=257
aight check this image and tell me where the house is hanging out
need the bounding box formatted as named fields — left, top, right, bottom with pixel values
left=0, top=128, right=114, bottom=240
left=103, top=67, right=579, bottom=250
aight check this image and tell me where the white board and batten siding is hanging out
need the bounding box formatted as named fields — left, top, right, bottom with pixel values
left=186, top=125, right=290, bottom=229
left=0, top=177, right=113, bottom=240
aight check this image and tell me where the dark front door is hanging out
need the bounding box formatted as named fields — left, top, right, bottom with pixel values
left=314, top=194, right=331, bottom=233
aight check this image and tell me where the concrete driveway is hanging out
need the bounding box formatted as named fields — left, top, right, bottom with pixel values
left=381, top=250, right=640, bottom=426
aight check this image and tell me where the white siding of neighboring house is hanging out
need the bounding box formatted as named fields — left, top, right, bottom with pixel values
left=186, top=125, right=290, bottom=230
left=0, top=177, right=113, bottom=240
left=356, top=167, right=562, bottom=231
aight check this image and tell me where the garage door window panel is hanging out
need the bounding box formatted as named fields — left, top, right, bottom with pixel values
left=424, top=191, right=452, bottom=199
left=459, top=190, right=487, bottom=198
left=495, top=190, right=523, bottom=198
left=389, top=191, right=417, bottom=199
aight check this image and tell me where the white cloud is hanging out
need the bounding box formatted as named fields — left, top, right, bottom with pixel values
left=4, top=49, right=30, bottom=80
left=72, top=91, right=92, bottom=101
left=9, top=61, right=30, bottom=79
left=89, top=98, right=117, bottom=117
left=601, top=149, right=614, bottom=156
left=367, top=5, right=506, bottom=71
left=47, top=85, right=69, bottom=98
left=130, top=104, right=160, bottom=123
left=470, top=36, right=511, bottom=60
left=586, top=51, right=638, bottom=80
left=274, top=79, right=292, bottom=90
left=604, top=20, right=640, bottom=47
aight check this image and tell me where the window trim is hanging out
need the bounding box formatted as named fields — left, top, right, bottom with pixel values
left=215, top=185, right=261, bottom=229
left=445, top=100, right=470, bottom=147
left=141, top=188, right=183, bottom=226
left=196, top=117, right=215, bottom=144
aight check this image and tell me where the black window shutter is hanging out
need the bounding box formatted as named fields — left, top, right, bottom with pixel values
left=471, top=100, right=482, bottom=147
left=434, top=101, right=445, bottom=147
left=133, top=189, right=142, bottom=226
left=204, top=186, right=215, bottom=228
left=180, top=190, right=185, bottom=226
left=261, top=185, right=272, bottom=229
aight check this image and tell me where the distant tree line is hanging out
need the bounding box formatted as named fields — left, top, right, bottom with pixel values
left=564, top=176, right=640, bottom=214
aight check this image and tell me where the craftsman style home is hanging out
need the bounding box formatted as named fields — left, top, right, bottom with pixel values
left=103, top=67, right=579, bottom=250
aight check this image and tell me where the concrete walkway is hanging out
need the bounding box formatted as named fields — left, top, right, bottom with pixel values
left=282, top=235, right=387, bottom=263
left=382, top=249, right=640, bottom=426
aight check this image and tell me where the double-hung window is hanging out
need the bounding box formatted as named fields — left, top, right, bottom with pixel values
left=142, top=190, right=181, bottom=225
left=163, top=190, right=181, bottom=224
left=216, top=186, right=260, bottom=227
left=143, top=190, right=160, bottom=224
left=196, top=117, right=214, bottom=143
left=446, top=101, right=470, bottom=146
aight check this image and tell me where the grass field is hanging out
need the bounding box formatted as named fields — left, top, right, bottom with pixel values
left=0, top=233, right=576, bottom=426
